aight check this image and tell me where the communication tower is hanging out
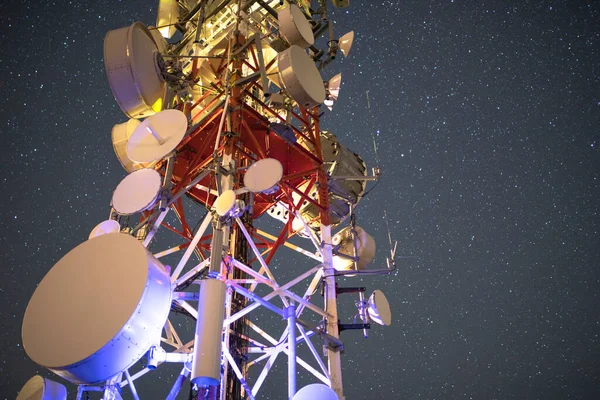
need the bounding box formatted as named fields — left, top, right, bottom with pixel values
left=18, top=1, right=397, bottom=399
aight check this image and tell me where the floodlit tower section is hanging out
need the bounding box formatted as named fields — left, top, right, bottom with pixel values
left=18, top=1, right=396, bottom=400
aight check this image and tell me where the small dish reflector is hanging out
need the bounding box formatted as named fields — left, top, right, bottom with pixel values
left=325, top=73, right=342, bottom=111
left=243, top=158, right=283, bottom=194
left=367, top=289, right=392, bottom=326
left=278, top=4, right=314, bottom=48
left=17, top=375, right=67, bottom=400
left=127, top=109, right=187, bottom=163
left=292, top=384, right=339, bottom=400
left=112, top=168, right=162, bottom=215
left=89, top=219, right=121, bottom=239
left=339, top=31, right=354, bottom=57
left=112, top=119, right=155, bottom=172
left=214, top=190, right=237, bottom=216
left=156, top=0, right=178, bottom=39
left=278, top=45, right=326, bottom=108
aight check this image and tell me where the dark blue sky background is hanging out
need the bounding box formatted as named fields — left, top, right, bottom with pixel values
left=1, top=1, right=599, bottom=399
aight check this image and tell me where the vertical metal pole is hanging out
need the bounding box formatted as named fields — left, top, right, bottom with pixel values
left=287, top=302, right=297, bottom=399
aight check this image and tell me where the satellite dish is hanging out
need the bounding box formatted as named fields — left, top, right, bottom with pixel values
left=104, top=22, right=166, bottom=119
left=126, top=109, right=187, bottom=163
left=112, top=168, right=162, bottom=215
left=324, top=73, right=342, bottom=111
left=367, top=289, right=392, bottom=326
left=278, top=4, right=314, bottom=49
left=22, top=233, right=172, bottom=384
left=149, top=26, right=169, bottom=54
left=214, top=190, right=237, bottom=217
left=278, top=45, right=326, bottom=108
left=112, top=119, right=154, bottom=172
left=17, top=375, right=67, bottom=400
left=156, top=0, right=178, bottom=39
left=292, top=384, right=339, bottom=400
left=338, top=31, right=354, bottom=57
left=89, top=219, right=121, bottom=239
left=332, top=226, right=376, bottom=272
left=243, top=158, right=283, bottom=194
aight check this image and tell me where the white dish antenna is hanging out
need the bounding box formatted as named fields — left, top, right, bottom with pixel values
left=112, top=119, right=154, bottom=172
left=332, top=226, right=376, bottom=272
left=278, top=4, right=314, bottom=49
left=339, top=30, right=354, bottom=57
left=89, top=219, right=121, bottom=239
left=17, top=375, right=67, bottom=400
left=104, top=22, right=166, bottom=119
left=126, top=109, right=187, bottom=163
left=367, top=289, right=392, bottom=326
left=324, top=73, right=342, bottom=111
left=21, top=233, right=172, bottom=384
left=292, top=384, right=339, bottom=400
left=112, top=168, right=162, bottom=215
left=243, top=158, right=283, bottom=194
left=278, top=45, right=326, bottom=108
left=214, top=190, right=237, bottom=217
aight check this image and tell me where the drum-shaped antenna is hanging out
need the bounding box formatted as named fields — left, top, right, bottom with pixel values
left=367, top=289, right=392, bottom=326
left=277, top=45, right=326, bottom=108
left=292, top=384, right=339, bottom=400
left=332, top=226, right=376, bottom=272
left=243, top=158, right=283, bottom=194
left=17, top=375, right=67, bottom=400
left=112, top=119, right=155, bottom=172
left=126, top=109, right=187, bottom=163
left=339, top=31, right=354, bottom=57
left=214, top=190, right=237, bottom=217
left=104, top=22, right=166, bottom=119
left=89, top=219, right=121, bottom=239
left=278, top=4, right=314, bottom=48
left=22, top=233, right=172, bottom=384
left=112, top=168, right=162, bottom=215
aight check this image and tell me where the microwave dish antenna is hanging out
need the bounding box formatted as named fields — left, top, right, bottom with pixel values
left=278, top=45, right=326, bottom=107
left=338, top=31, right=355, bottom=57
left=17, top=375, right=67, bottom=400
left=324, top=73, right=342, bottom=110
left=367, top=289, right=392, bottom=326
left=243, top=158, right=284, bottom=194
left=214, top=189, right=237, bottom=217
left=111, top=168, right=162, bottom=215
left=104, top=22, right=166, bottom=119
left=278, top=4, right=314, bottom=49
left=292, top=384, right=339, bottom=400
left=126, top=109, right=187, bottom=163
left=88, top=219, right=121, bottom=239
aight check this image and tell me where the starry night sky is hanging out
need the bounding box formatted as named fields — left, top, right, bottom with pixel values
left=1, top=1, right=599, bottom=399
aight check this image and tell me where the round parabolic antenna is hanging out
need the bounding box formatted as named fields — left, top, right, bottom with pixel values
left=243, top=158, right=283, bottom=193
left=214, top=190, right=237, bottom=216
left=292, top=384, right=339, bottom=400
left=104, top=22, right=166, bottom=119
left=368, top=289, right=392, bottom=326
left=127, top=109, right=188, bottom=163
left=17, top=375, right=67, bottom=400
left=112, top=168, right=162, bottom=215
left=278, top=4, right=314, bottom=48
left=89, top=219, right=121, bottom=239
left=22, top=233, right=172, bottom=384
left=278, top=45, right=326, bottom=108
left=112, top=118, right=154, bottom=173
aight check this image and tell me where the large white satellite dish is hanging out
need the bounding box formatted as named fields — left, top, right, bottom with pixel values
left=104, top=22, right=166, bottom=119
left=292, top=384, right=339, bottom=400
left=243, top=158, right=283, bottom=194
left=367, top=289, right=392, bottom=326
left=126, top=109, right=187, bottom=163
left=89, top=219, right=121, bottom=239
left=214, top=190, right=237, bottom=217
left=338, top=31, right=354, bottom=57
left=112, top=168, right=162, bottom=215
left=278, top=45, right=326, bottom=108
left=21, top=233, right=172, bottom=384
left=17, top=375, right=67, bottom=400
left=278, top=4, right=314, bottom=49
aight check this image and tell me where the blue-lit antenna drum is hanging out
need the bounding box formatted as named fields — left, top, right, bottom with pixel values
left=17, top=375, right=67, bottom=400
left=22, top=233, right=172, bottom=384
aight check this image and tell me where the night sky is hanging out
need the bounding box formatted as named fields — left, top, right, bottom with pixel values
left=2, top=1, right=599, bottom=399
